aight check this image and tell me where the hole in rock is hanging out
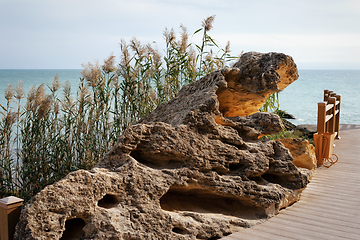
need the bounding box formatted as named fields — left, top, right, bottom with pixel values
left=160, top=187, right=266, bottom=220
left=228, top=162, right=244, bottom=172
left=130, top=149, right=186, bottom=169
left=172, top=227, right=189, bottom=235
left=248, top=176, right=268, bottom=185
left=98, top=194, right=121, bottom=209
left=261, top=173, right=284, bottom=186
left=60, top=218, right=85, bottom=240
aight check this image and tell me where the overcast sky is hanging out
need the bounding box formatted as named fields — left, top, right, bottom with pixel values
left=1, top=0, right=360, bottom=69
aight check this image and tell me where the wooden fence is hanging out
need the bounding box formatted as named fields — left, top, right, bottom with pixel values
left=317, top=90, right=341, bottom=139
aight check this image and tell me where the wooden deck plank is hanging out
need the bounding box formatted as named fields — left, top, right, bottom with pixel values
left=280, top=208, right=359, bottom=226
left=222, top=125, right=360, bottom=240
left=277, top=212, right=360, bottom=233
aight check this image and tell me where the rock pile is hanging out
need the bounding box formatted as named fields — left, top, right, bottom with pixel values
left=15, top=52, right=313, bottom=240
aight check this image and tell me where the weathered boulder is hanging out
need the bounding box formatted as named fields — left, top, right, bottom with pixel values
left=295, top=124, right=317, bottom=139
left=15, top=52, right=310, bottom=240
left=280, top=138, right=317, bottom=172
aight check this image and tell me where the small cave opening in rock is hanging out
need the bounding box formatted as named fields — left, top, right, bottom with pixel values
left=172, top=226, right=189, bottom=235
left=228, top=162, right=245, bottom=172
left=262, top=172, right=299, bottom=189
left=98, top=194, right=121, bottom=209
left=261, top=172, right=280, bottom=184
left=261, top=172, right=292, bottom=188
left=130, top=148, right=186, bottom=169
left=248, top=176, right=268, bottom=185
left=160, top=186, right=267, bottom=220
left=60, top=218, right=85, bottom=240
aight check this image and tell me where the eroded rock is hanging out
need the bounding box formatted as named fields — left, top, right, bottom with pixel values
left=15, top=52, right=310, bottom=240
left=280, top=138, right=317, bottom=172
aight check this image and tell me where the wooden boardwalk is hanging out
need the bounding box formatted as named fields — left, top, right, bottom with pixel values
left=223, top=124, right=360, bottom=240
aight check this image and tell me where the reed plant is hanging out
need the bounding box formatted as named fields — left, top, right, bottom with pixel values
left=0, top=16, right=243, bottom=201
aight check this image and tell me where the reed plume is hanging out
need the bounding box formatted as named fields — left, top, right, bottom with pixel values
left=202, top=15, right=215, bottom=31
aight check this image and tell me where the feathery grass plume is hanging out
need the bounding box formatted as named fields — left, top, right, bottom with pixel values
left=37, top=94, right=53, bottom=120
left=147, top=43, right=162, bottom=67
left=50, top=74, right=61, bottom=94
left=225, top=41, right=230, bottom=54
left=102, top=54, right=117, bottom=74
left=14, top=81, right=24, bottom=101
left=188, top=47, right=197, bottom=74
left=202, top=15, right=215, bottom=31
left=119, top=39, right=131, bottom=69
left=218, top=41, right=232, bottom=68
left=78, top=83, right=91, bottom=105
left=5, top=111, right=17, bottom=126
left=81, top=61, right=101, bottom=88
left=5, top=84, right=14, bottom=101
left=62, top=80, right=74, bottom=112
left=130, top=37, right=145, bottom=56
left=164, top=28, right=176, bottom=44
left=179, top=24, right=189, bottom=53
left=195, top=15, right=219, bottom=79
left=34, top=83, right=46, bottom=110
left=25, top=85, right=36, bottom=110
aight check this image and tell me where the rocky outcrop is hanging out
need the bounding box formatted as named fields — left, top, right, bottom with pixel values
left=15, top=52, right=310, bottom=240
left=280, top=138, right=317, bottom=172
left=295, top=124, right=318, bottom=139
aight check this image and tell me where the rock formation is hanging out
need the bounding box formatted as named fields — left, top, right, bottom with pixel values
left=280, top=138, right=317, bottom=172
left=15, top=52, right=312, bottom=240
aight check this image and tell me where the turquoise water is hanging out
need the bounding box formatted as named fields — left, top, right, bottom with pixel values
left=0, top=69, right=82, bottom=94
left=1, top=69, right=359, bottom=124
left=279, top=70, right=360, bottom=125
left=0, top=69, right=82, bottom=109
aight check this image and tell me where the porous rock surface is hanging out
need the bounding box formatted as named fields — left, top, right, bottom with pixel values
left=280, top=138, right=317, bottom=172
left=15, top=52, right=311, bottom=240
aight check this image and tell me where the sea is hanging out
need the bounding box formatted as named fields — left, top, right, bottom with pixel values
left=0, top=69, right=359, bottom=125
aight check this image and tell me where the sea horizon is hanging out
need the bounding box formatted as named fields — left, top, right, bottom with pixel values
left=1, top=69, right=359, bottom=125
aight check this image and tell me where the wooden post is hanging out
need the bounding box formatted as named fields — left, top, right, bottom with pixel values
left=335, top=95, right=341, bottom=139
left=0, top=196, right=24, bottom=240
left=330, top=92, right=337, bottom=100
left=317, top=102, right=326, bottom=133
left=324, top=90, right=329, bottom=102
left=327, top=97, right=336, bottom=134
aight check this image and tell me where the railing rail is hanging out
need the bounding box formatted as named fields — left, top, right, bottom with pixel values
left=317, top=90, right=341, bottom=139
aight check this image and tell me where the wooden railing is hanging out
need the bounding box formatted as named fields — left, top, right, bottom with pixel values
left=317, top=90, right=341, bottom=139
left=314, top=90, right=341, bottom=167
left=0, top=196, right=24, bottom=240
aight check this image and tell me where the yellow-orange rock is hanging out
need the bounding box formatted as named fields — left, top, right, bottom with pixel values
left=280, top=138, right=317, bottom=171
left=217, top=52, right=298, bottom=117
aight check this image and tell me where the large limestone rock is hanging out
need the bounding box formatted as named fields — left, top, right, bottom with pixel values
left=15, top=52, right=310, bottom=240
